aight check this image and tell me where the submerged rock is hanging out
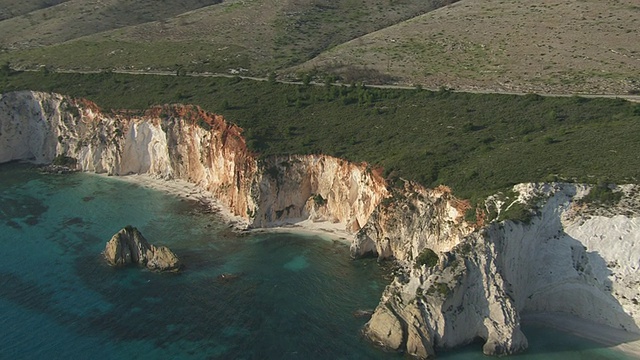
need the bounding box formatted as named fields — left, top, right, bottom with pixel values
left=104, top=226, right=181, bottom=272
left=216, top=273, right=242, bottom=283
left=353, top=309, right=374, bottom=318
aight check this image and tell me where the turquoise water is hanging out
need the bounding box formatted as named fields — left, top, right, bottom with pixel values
left=0, top=162, right=633, bottom=360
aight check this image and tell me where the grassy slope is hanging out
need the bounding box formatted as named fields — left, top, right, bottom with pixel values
left=0, top=0, right=221, bottom=49
left=2, top=71, right=639, bottom=200
left=297, top=0, right=640, bottom=94
left=2, top=0, right=638, bottom=94
left=0, top=0, right=454, bottom=75
left=0, top=0, right=70, bottom=21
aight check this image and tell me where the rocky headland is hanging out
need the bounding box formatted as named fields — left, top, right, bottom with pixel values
left=104, top=225, right=181, bottom=272
left=1, top=90, right=639, bottom=358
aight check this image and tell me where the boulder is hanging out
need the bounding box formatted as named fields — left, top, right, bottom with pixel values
left=104, top=226, right=181, bottom=272
left=363, top=303, right=404, bottom=351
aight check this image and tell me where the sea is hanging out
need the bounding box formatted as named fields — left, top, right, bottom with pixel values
left=0, top=161, right=633, bottom=360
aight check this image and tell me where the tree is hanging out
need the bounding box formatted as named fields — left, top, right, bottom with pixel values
left=41, top=65, right=52, bottom=76
left=0, top=62, right=11, bottom=77
left=268, top=72, right=277, bottom=85
left=302, top=73, right=311, bottom=87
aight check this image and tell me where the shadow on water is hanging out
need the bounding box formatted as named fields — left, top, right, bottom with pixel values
left=437, top=324, right=635, bottom=360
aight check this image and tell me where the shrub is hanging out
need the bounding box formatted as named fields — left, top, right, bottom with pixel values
left=415, top=248, right=438, bottom=268
left=52, top=154, right=77, bottom=167
left=580, top=183, right=622, bottom=206
left=312, top=193, right=326, bottom=206
left=196, top=118, right=211, bottom=130
left=0, top=62, right=11, bottom=77
left=426, top=282, right=451, bottom=297
left=464, top=207, right=477, bottom=223
left=499, top=202, right=534, bottom=224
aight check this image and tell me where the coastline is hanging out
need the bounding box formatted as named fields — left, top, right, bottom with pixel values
left=246, top=219, right=353, bottom=244
left=97, top=173, right=640, bottom=358
left=103, top=173, right=355, bottom=243
left=100, top=173, right=249, bottom=229
left=522, top=312, right=640, bottom=358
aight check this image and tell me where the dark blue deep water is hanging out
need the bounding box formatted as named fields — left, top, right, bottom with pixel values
left=0, top=162, right=632, bottom=359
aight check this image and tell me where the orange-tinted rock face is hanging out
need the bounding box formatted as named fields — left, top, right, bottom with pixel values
left=7, top=91, right=639, bottom=360
left=141, top=104, right=259, bottom=218
left=0, top=91, right=387, bottom=230
left=352, top=180, right=475, bottom=261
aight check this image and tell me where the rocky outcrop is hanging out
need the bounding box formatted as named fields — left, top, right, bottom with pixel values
left=351, top=183, right=473, bottom=260
left=358, top=182, right=640, bottom=358
left=104, top=226, right=181, bottom=272
left=353, top=181, right=528, bottom=357
left=2, top=90, right=640, bottom=358
left=251, top=155, right=387, bottom=232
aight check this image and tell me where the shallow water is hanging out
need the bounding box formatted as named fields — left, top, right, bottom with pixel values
left=0, top=162, right=632, bottom=359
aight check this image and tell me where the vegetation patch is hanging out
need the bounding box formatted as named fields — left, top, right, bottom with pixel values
left=311, top=194, right=326, bottom=206
left=52, top=154, right=77, bottom=167
left=426, top=282, right=451, bottom=298
left=1, top=71, right=640, bottom=200
left=579, top=183, right=623, bottom=206
left=415, top=248, right=438, bottom=269
left=498, top=202, right=535, bottom=225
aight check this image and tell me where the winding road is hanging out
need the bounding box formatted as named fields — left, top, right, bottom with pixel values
left=22, top=67, right=640, bottom=103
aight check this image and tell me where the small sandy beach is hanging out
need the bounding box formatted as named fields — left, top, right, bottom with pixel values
left=102, top=173, right=248, bottom=227
left=248, top=219, right=354, bottom=244
left=104, top=173, right=355, bottom=243
left=522, top=313, right=640, bottom=358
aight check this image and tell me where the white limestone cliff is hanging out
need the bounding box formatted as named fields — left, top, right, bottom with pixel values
left=251, top=155, right=387, bottom=232
left=357, top=181, right=640, bottom=357
left=2, top=90, right=639, bottom=358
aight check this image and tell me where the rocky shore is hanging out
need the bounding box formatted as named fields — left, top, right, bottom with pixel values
left=2, top=90, right=639, bottom=358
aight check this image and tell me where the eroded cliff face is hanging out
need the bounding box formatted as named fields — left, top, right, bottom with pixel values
left=351, top=182, right=474, bottom=260
left=358, top=181, right=640, bottom=358
left=0, top=90, right=386, bottom=231
left=252, top=155, right=388, bottom=232
left=352, top=181, right=528, bottom=357
left=2, top=90, right=639, bottom=359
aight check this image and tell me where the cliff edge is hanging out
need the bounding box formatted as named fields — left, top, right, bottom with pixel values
left=1, top=90, right=639, bottom=358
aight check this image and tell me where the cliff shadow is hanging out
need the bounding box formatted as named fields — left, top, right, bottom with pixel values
left=518, top=229, right=640, bottom=349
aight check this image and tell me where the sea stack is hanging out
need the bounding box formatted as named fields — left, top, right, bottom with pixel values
left=104, top=225, right=181, bottom=272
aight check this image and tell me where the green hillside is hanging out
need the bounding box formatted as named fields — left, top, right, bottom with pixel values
left=0, top=0, right=453, bottom=75
left=2, top=70, right=638, bottom=200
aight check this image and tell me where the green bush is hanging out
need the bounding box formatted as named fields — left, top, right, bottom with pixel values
left=415, top=248, right=438, bottom=268
left=52, top=154, right=77, bottom=167
left=580, top=183, right=622, bottom=206
left=499, top=202, right=534, bottom=224
left=464, top=207, right=477, bottom=223
left=0, top=62, right=12, bottom=77
left=312, top=194, right=326, bottom=206
left=2, top=71, right=640, bottom=200
left=426, top=282, right=451, bottom=297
